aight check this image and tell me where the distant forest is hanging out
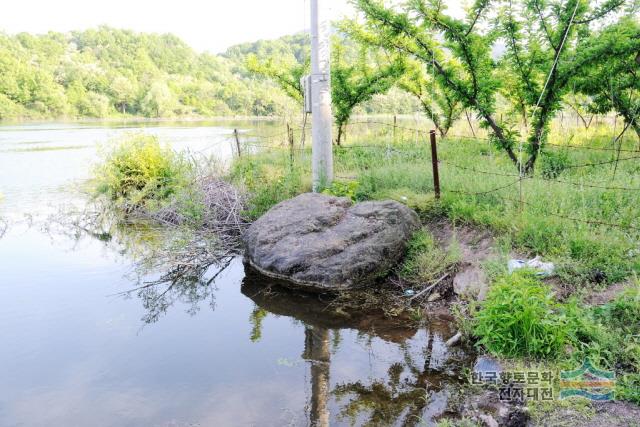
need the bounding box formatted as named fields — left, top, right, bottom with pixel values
left=0, top=27, right=417, bottom=120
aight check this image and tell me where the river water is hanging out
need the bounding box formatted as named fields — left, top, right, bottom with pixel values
left=0, top=121, right=465, bottom=427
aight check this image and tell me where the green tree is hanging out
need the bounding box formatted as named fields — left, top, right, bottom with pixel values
left=350, top=0, right=639, bottom=172
left=332, top=42, right=406, bottom=144
left=246, top=53, right=308, bottom=104
left=564, top=92, right=595, bottom=129
left=246, top=34, right=405, bottom=144
left=141, top=80, right=176, bottom=118
left=77, top=91, right=111, bottom=117
left=110, top=75, right=137, bottom=114
left=572, top=18, right=640, bottom=141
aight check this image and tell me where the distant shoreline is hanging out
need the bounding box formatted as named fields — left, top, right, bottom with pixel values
left=0, top=114, right=430, bottom=126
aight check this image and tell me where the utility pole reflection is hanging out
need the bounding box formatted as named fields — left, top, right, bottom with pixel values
left=303, top=326, right=330, bottom=427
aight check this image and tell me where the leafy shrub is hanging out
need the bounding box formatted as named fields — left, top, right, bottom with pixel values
left=93, top=134, right=192, bottom=211
left=474, top=272, right=567, bottom=358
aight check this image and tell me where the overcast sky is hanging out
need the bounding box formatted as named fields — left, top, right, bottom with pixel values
left=0, top=0, right=356, bottom=53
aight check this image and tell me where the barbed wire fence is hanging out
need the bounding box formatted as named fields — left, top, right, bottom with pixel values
left=222, top=116, right=640, bottom=234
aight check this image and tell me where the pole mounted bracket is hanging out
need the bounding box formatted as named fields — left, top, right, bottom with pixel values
left=301, top=75, right=313, bottom=113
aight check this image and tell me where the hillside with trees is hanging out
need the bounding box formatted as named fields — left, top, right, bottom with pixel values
left=0, top=26, right=418, bottom=120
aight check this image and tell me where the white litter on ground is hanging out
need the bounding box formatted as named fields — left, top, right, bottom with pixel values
left=508, top=256, right=555, bottom=276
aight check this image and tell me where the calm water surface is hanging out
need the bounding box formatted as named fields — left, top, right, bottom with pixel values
left=0, top=121, right=465, bottom=427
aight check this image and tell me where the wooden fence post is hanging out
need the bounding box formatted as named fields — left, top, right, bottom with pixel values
left=393, top=115, right=397, bottom=143
left=287, top=123, right=294, bottom=170
left=430, top=130, right=440, bottom=200
left=234, top=129, right=241, bottom=157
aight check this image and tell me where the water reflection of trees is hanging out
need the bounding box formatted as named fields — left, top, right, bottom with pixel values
left=119, top=232, right=235, bottom=323
left=241, top=273, right=469, bottom=427
left=58, top=213, right=469, bottom=425
left=51, top=209, right=236, bottom=323
left=333, top=330, right=465, bottom=426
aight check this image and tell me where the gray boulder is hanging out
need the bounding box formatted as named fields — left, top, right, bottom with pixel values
left=243, top=193, right=420, bottom=291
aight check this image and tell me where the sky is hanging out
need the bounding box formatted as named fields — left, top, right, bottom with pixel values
left=0, top=0, right=357, bottom=53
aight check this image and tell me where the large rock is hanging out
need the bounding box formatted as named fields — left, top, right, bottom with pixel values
left=243, top=193, right=420, bottom=291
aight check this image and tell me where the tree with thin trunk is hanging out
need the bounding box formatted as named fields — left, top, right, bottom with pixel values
left=246, top=36, right=405, bottom=146
left=564, top=93, right=595, bottom=129
left=349, top=0, right=639, bottom=173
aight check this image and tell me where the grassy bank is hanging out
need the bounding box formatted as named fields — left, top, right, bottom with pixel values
left=231, top=121, right=640, bottom=286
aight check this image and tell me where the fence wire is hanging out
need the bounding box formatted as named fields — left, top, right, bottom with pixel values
left=230, top=120, right=640, bottom=233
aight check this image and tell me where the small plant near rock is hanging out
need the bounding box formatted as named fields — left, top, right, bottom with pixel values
left=400, top=229, right=460, bottom=285
left=321, top=180, right=360, bottom=201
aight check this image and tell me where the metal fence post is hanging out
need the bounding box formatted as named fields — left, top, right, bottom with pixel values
left=430, top=130, right=440, bottom=200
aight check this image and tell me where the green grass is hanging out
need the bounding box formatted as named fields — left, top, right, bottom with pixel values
left=472, top=274, right=640, bottom=403
left=229, top=153, right=309, bottom=220
left=400, top=228, right=460, bottom=285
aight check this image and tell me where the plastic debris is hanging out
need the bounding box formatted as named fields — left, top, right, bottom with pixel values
left=508, top=256, right=555, bottom=277
left=445, top=331, right=462, bottom=347
left=403, top=289, right=416, bottom=297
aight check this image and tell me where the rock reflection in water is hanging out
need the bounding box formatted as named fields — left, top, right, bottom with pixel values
left=241, top=268, right=472, bottom=426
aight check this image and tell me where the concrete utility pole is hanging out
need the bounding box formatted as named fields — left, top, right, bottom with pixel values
left=310, top=0, right=333, bottom=191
